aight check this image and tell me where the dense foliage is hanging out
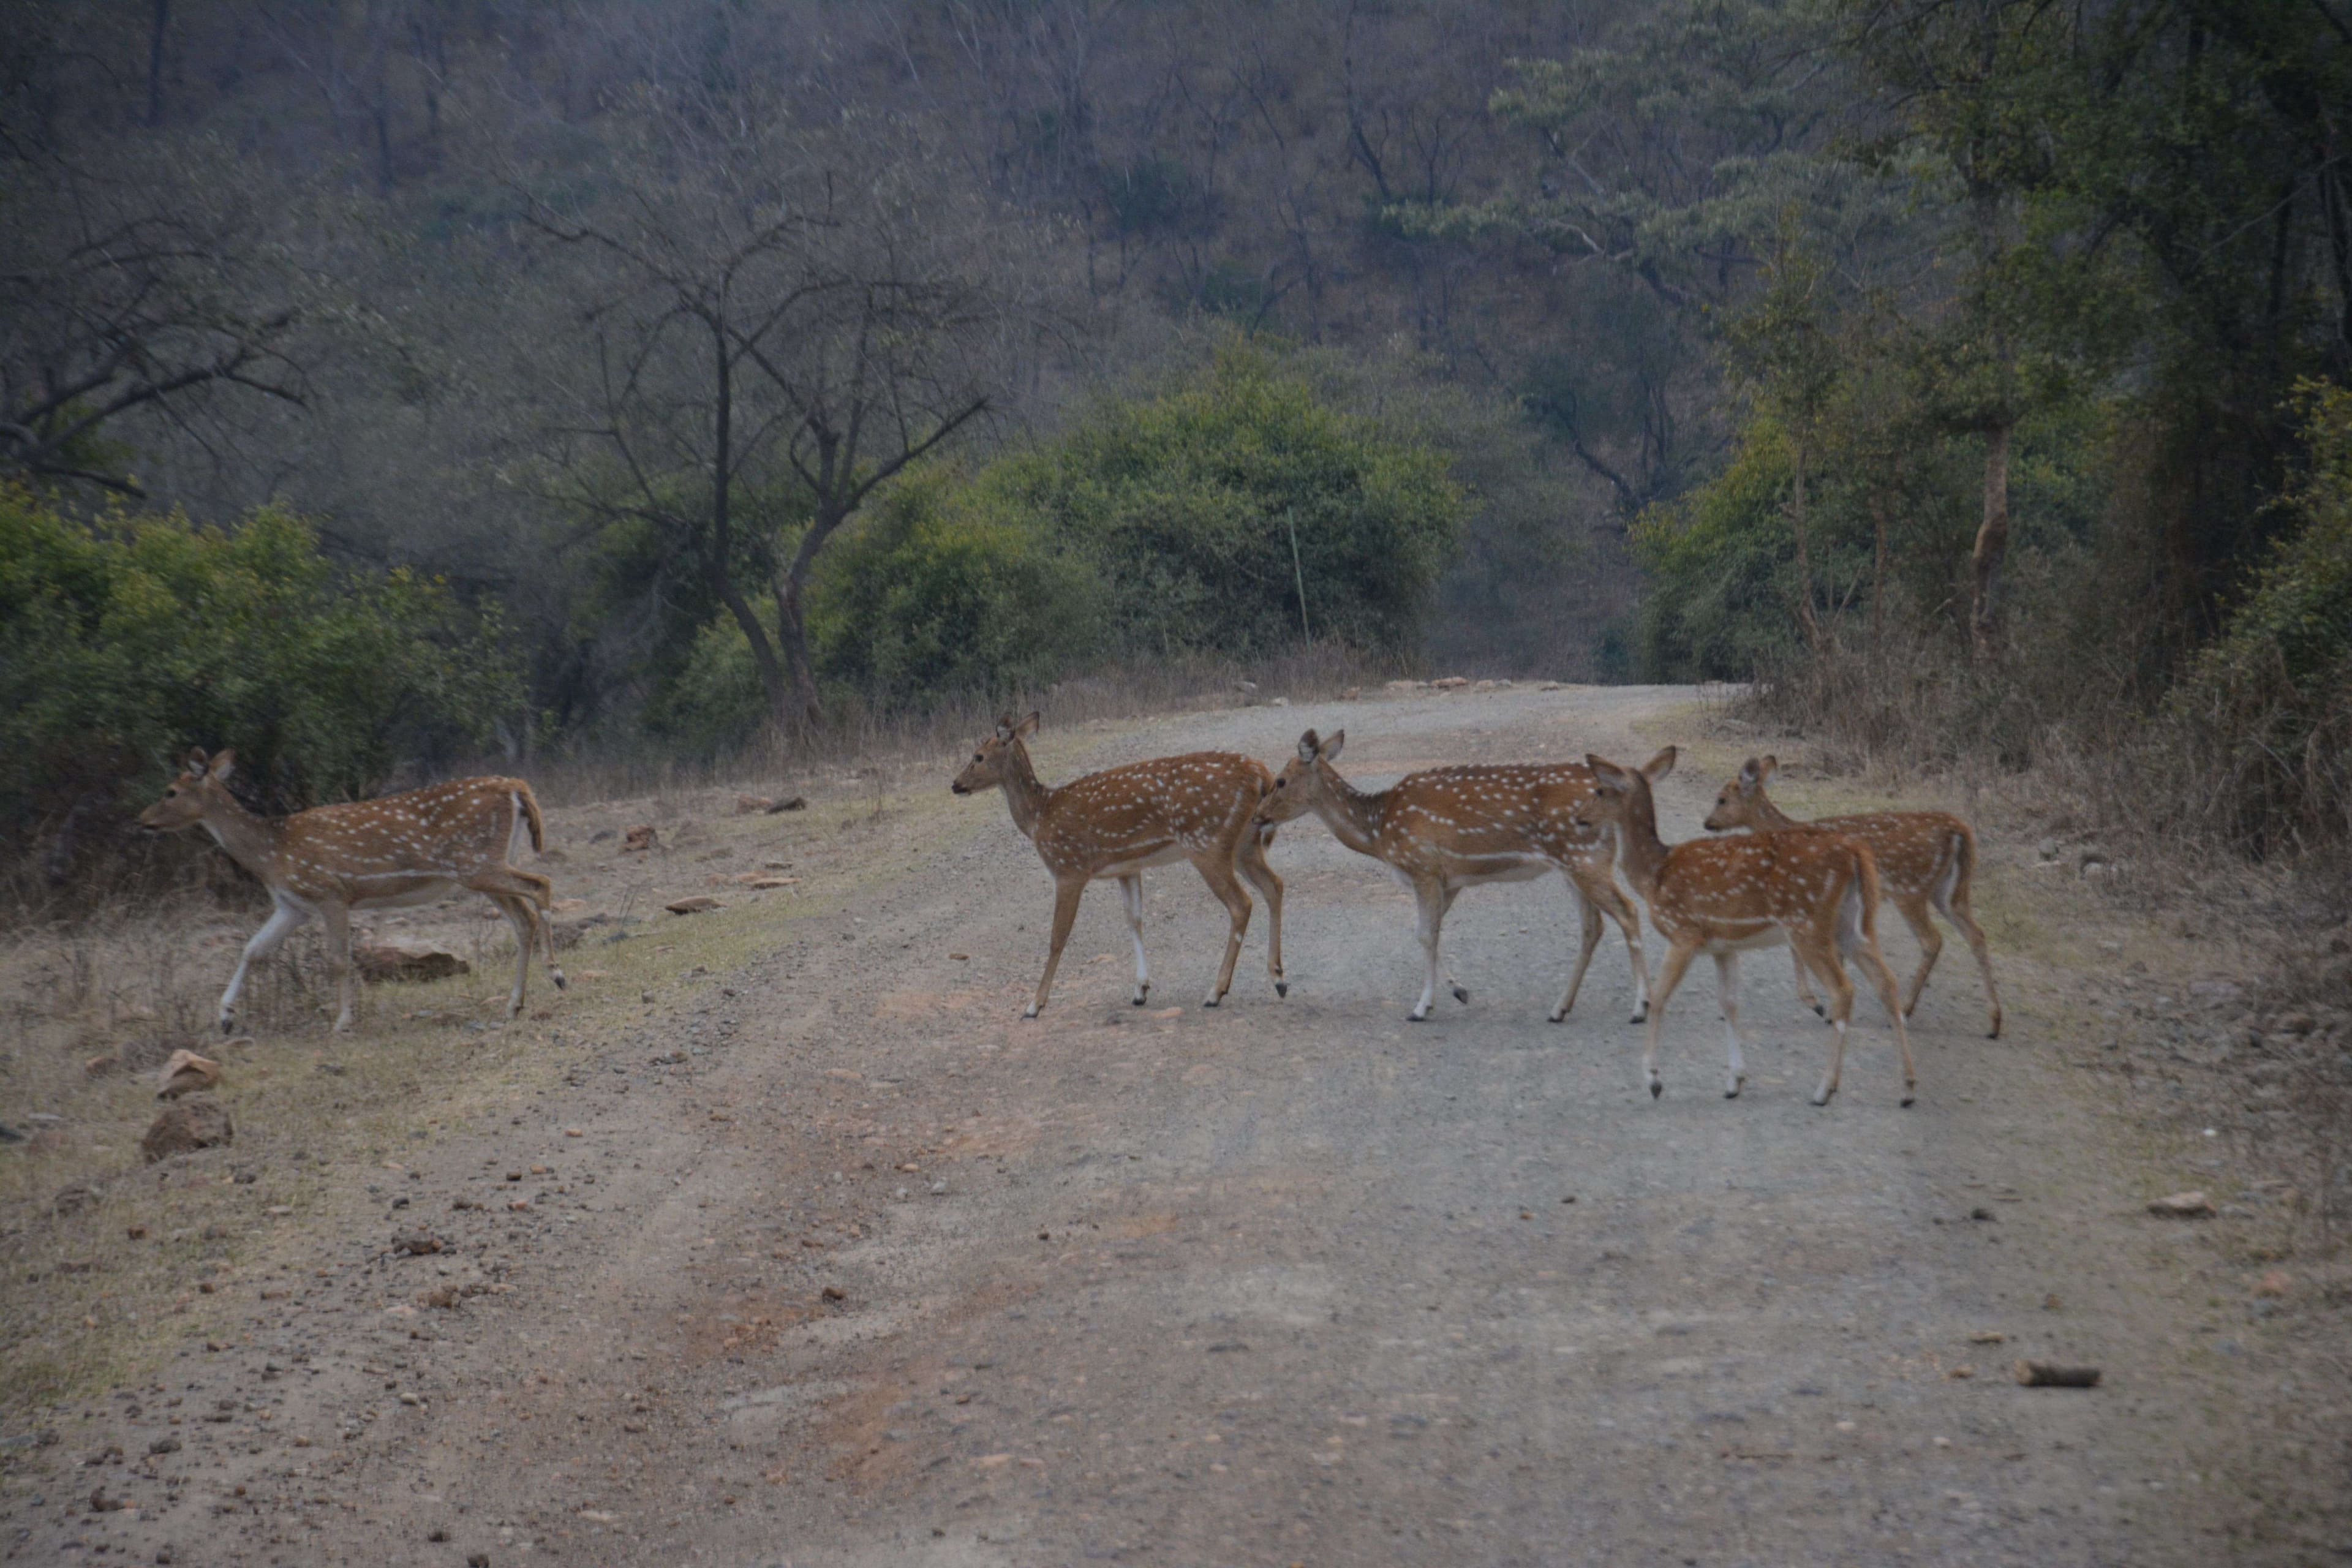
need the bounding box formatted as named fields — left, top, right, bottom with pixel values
left=657, top=349, right=1466, bottom=747
left=0, top=489, right=514, bottom=851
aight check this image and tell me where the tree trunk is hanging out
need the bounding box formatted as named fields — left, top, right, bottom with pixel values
left=773, top=574, right=824, bottom=733
left=1971, top=421, right=2012, bottom=660
left=707, top=318, right=795, bottom=734
left=1789, top=434, right=1825, bottom=653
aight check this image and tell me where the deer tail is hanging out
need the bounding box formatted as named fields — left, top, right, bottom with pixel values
left=516, top=783, right=546, bottom=855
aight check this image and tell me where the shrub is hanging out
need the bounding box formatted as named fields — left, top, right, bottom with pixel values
left=992, top=342, right=1465, bottom=660
left=2166, top=383, right=2352, bottom=856
left=810, top=470, right=1104, bottom=709
left=0, top=488, right=516, bottom=856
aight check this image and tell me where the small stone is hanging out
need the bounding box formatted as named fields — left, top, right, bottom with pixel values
left=146, top=1437, right=179, bottom=1455
left=623, top=824, right=659, bottom=852
left=154, top=1050, right=222, bottom=1100
left=142, top=1100, right=233, bottom=1163
left=2252, top=1270, right=2291, bottom=1298
left=821, top=1286, right=846, bottom=1302
left=1967, top=1330, right=2005, bottom=1344
left=665, top=897, right=720, bottom=915
left=392, top=1232, right=443, bottom=1255
left=1948, top=1365, right=1975, bottom=1379
left=734, top=794, right=775, bottom=815
left=2147, top=1191, right=2215, bottom=1218
left=85, top=1052, right=118, bottom=1077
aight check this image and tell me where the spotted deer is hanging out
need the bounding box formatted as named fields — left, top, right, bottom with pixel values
left=1253, top=729, right=1650, bottom=1023
left=951, top=713, right=1284, bottom=1016
left=138, top=749, right=565, bottom=1033
left=1575, top=748, right=1916, bottom=1106
left=1703, top=756, right=2001, bottom=1038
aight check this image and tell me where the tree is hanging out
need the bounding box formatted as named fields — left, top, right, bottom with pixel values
left=0, top=141, right=304, bottom=493
left=520, top=102, right=1033, bottom=736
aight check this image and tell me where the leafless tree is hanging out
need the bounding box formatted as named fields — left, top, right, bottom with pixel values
left=518, top=99, right=1041, bottom=734
left=0, top=142, right=305, bottom=493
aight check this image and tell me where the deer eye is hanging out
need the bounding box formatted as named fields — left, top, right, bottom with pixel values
left=973, top=752, right=984, bottom=763
left=1274, top=778, right=1286, bottom=788
left=165, top=788, right=178, bottom=797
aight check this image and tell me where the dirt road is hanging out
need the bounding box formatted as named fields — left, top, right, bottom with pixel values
left=12, top=685, right=2334, bottom=1565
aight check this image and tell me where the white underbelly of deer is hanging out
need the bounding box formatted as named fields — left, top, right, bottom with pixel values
left=1091, top=844, right=1188, bottom=879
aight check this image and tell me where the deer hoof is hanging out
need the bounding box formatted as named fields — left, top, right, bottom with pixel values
left=1724, top=1074, right=1744, bottom=1099
left=1811, top=1085, right=1836, bottom=1107
left=1200, top=996, right=1221, bottom=1009
left=1901, top=1091, right=1917, bottom=1108
left=1275, top=981, right=1288, bottom=999
left=1021, top=1004, right=1040, bottom=1019
left=1407, top=1009, right=1429, bottom=1023
left=1648, top=1078, right=1662, bottom=1100
left=1131, top=992, right=1147, bottom=1007
left=1450, top=984, right=1469, bottom=1005
left=552, top=972, right=568, bottom=991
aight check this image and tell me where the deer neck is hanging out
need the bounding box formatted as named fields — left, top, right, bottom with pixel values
left=1309, top=764, right=1387, bottom=858
left=1614, top=778, right=1673, bottom=899
left=1749, top=790, right=1802, bottom=831
left=200, top=794, right=287, bottom=885
left=998, top=741, right=1055, bottom=840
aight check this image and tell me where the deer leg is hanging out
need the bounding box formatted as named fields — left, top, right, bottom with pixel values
left=1191, top=853, right=1254, bottom=1008
left=1713, top=950, right=1748, bottom=1099
left=1027, top=879, right=1085, bottom=1018
left=1550, top=876, right=1604, bottom=1023
left=1791, top=946, right=1826, bottom=1022
left=1934, top=872, right=2002, bottom=1039
left=1837, top=912, right=1918, bottom=1107
left=220, top=897, right=309, bottom=1034
left=1403, top=878, right=1449, bottom=1021
left=1641, top=940, right=1699, bottom=1099
left=1118, top=875, right=1150, bottom=1006
left=1235, top=830, right=1286, bottom=998
left=1439, top=884, right=1470, bottom=1005
left=466, top=867, right=564, bottom=1006
left=1890, top=890, right=1942, bottom=1018
left=320, top=901, right=356, bottom=1033
left=1792, top=934, right=1858, bottom=1107
left=1595, top=869, right=1651, bottom=1023
left=490, top=894, right=538, bottom=1019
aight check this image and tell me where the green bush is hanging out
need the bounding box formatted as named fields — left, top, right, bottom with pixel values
left=0, top=488, right=516, bottom=846
left=810, top=470, right=1104, bottom=707
left=2166, top=383, right=2352, bottom=853
left=992, top=342, right=1466, bottom=660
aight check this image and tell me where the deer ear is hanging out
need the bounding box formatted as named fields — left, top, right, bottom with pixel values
left=993, top=715, right=1015, bottom=742
left=1014, top=710, right=1041, bottom=738
left=1757, top=755, right=1777, bottom=781
left=1320, top=729, right=1345, bottom=762
left=1296, top=729, right=1320, bottom=763
left=185, top=747, right=209, bottom=774
left=1642, top=745, right=1678, bottom=782
left=208, top=748, right=237, bottom=782
left=1738, top=756, right=1762, bottom=790
left=1586, top=755, right=1632, bottom=793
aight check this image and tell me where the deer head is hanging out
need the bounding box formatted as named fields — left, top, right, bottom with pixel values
left=1570, top=747, right=1679, bottom=836
left=1701, top=755, right=1777, bottom=832
left=138, top=748, right=238, bottom=833
left=1254, top=728, right=1344, bottom=827
left=951, top=712, right=1039, bottom=796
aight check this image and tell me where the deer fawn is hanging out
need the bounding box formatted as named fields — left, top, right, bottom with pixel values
left=1703, top=756, right=2001, bottom=1038
left=138, top=749, right=565, bottom=1033
left=1576, top=748, right=1916, bottom=1106
left=1254, top=729, right=1650, bottom=1023
left=951, top=713, right=1284, bottom=1016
